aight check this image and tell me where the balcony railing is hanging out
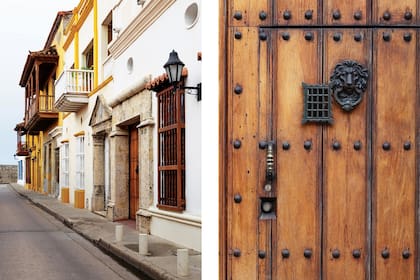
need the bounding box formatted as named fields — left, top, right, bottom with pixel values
left=55, top=69, right=94, bottom=95
left=16, top=141, right=29, bottom=156
left=27, top=94, right=56, bottom=121
left=54, top=69, right=94, bottom=112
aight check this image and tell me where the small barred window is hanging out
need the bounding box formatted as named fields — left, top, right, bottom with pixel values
left=302, top=83, right=333, bottom=124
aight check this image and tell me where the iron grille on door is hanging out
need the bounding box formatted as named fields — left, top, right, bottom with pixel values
left=302, top=83, right=333, bottom=124
left=157, top=85, right=185, bottom=211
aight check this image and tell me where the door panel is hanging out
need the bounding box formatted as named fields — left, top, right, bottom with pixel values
left=323, top=29, right=371, bottom=279
left=228, top=0, right=271, bottom=27
left=257, top=28, right=274, bottom=280
left=227, top=27, right=269, bottom=279
left=275, top=1, right=319, bottom=25
left=274, top=29, right=322, bottom=279
left=324, top=0, right=369, bottom=25
left=373, top=0, right=417, bottom=24
left=373, top=29, right=417, bottom=280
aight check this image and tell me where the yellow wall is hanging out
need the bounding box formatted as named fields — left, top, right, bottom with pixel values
left=27, top=133, right=43, bottom=192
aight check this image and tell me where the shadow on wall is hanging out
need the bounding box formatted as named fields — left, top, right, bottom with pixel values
left=0, top=165, right=17, bottom=183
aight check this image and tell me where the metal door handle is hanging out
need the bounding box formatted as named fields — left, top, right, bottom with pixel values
left=259, top=140, right=275, bottom=192
left=265, top=142, right=275, bottom=181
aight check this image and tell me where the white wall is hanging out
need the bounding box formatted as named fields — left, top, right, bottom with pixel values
left=111, top=0, right=201, bottom=217
left=60, top=6, right=98, bottom=209
left=79, top=12, right=94, bottom=65
left=112, top=0, right=143, bottom=34
left=201, top=1, right=219, bottom=277
left=59, top=0, right=202, bottom=219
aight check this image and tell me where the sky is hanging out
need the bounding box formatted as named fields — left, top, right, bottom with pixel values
left=0, top=1, right=79, bottom=164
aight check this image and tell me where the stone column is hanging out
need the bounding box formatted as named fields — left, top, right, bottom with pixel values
left=91, top=135, right=105, bottom=212
left=108, top=128, right=129, bottom=221
left=137, top=117, right=155, bottom=233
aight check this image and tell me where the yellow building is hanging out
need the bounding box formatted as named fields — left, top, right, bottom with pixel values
left=16, top=11, right=73, bottom=193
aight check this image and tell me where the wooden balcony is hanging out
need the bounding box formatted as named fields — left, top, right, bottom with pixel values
left=16, top=141, right=30, bottom=157
left=19, top=46, right=59, bottom=134
left=14, top=123, right=29, bottom=156
left=25, top=94, right=58, bottom=134
left=54, top=69, right=94, bottom=112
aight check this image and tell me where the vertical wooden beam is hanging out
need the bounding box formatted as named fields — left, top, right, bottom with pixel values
left=373, top=28, right=417, bottom=280
left=219, top=0, right=227, bottom=278
left=323, top=28, right=370, bottom=279
left=274, top=29, right=322, bottom=279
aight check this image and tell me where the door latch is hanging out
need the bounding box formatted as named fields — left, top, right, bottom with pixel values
left=259, top=140, right=275, bottom=192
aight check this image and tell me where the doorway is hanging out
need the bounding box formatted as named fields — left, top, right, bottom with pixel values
left=129, top=125, right=139, bottom=220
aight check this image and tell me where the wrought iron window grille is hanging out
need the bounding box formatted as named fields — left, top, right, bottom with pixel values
left=302, top=83, right=333, bottom=124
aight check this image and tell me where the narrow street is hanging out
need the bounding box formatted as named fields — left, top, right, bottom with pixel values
left=0, top=184, right=142, bottom=280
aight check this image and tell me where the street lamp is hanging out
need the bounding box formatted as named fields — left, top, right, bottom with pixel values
left=163, top=50, right=201, bottom=101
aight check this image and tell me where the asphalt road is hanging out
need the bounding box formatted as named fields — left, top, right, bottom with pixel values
left=0, top=184, right=142, bottom=280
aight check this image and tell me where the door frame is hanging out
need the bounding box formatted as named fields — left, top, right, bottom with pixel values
left=219, top=1, right=228, bottom=279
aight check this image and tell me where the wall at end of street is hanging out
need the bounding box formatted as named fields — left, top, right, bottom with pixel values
left=0, top=165, right=17, bottom=183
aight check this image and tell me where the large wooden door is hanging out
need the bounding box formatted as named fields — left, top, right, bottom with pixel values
left=129, top=125, right=139, bottom=220
left=223, top=1, right=419, bottom=279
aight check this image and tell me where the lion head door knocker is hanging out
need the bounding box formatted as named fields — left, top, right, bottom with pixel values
left=330, top=60, right=368, bottom=112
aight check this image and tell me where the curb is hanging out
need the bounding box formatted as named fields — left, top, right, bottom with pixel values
left=97, top=239, right=178, bottom=280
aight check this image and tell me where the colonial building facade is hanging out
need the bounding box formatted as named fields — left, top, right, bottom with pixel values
left=16, top=0, right=201, bottom=252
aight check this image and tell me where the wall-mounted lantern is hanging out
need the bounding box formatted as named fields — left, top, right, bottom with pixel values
left=163, top=50, right=202, bottom=101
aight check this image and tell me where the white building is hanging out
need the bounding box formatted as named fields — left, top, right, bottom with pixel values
left=54, top=0, right=201, bottom=251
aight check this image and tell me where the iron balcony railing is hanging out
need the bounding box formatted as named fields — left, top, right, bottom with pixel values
left=55, top=69, right=94, bottom=100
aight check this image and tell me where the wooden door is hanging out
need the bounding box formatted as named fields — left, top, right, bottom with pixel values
left=223, top=1, right=419, bottom=279
left=129, top=125, right=139, bottom=220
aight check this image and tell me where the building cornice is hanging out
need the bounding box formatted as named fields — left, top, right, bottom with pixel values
left=108, top=0, right=176, bottom=59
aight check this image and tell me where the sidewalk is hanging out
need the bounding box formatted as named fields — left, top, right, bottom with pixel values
left=9, top=183, right=201, bottom=280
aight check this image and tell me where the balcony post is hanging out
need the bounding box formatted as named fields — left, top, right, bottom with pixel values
left=35, top=62, right=40, bottom=114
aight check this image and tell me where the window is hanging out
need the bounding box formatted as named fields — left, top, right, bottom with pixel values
left=18, top=160, right=23, bottom=180
left=75, top=137, right=85, bottom=189
left=83, top=42, right=94, bottom=69
left=302, top=83, right=333, bottom=124
left=157, top=85, right=185, bottom=211
left=102, top=12, right=113, bottom=58
left=61, top=143, right=69, bottom=187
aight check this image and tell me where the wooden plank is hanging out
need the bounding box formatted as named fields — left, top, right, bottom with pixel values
left=373, top=0, right=417, bottom=24
left=228, top=0, right=271, bottom=27
left=274, top=29, right=322, bottom=279
left=256, top=28, right=274, bottom=279
left=324, top=0, right=370, bottom=25
left=227, top=27, right=261, bottom=279
left=373, top=29, right=417, bottom=280
left=275, top=0, right=320, bottom=25
left=323, top=29, right=370, bottom=279
left=219, top=0, right=228, bottom=277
